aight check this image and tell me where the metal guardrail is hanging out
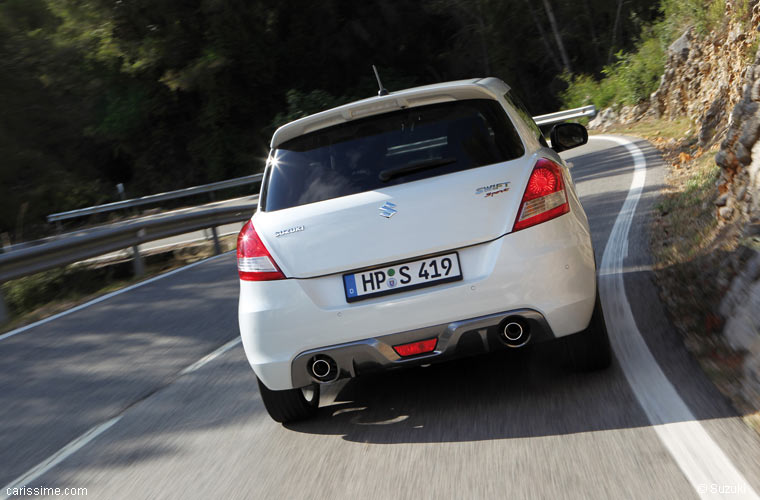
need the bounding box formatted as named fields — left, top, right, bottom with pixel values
left=47, top=173, right=263, bottom=223
left=533, top=105, right=597, bottom=126
left=2, top=203, right=256, bottom=283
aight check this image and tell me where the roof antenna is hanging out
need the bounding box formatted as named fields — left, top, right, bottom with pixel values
left=372, top=65, right=389, bottom=96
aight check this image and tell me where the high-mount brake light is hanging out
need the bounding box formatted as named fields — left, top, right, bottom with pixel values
left=512, top=158, right=570, bottom=232
left=237, top=220, right=285, bottom=281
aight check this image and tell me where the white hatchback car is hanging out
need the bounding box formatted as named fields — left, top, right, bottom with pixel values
left=238, top=77, right=610, bottom=423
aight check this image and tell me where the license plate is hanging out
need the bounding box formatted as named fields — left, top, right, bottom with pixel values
left=343, top=252, right=462, bottom=302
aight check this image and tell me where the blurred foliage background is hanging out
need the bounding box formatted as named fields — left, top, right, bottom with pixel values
left=1, top=0, right=674, bottom=241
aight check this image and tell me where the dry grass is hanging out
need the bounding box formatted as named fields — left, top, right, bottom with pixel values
left=595, top=116, right=693, bottom=141
left=597, top=117, right=725, bottom=271
left=596, top=117, right=724, bottom=270
left=653, top=152, right=722, bottom=266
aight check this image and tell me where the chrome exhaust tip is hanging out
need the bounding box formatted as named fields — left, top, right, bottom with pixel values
left=309, top=356, right=338, bottom=382
left=311, top=359, right=331, bottom=378
left=504, top=322, right=524, bottom=341
left=499, top=317, right=531, bottom=348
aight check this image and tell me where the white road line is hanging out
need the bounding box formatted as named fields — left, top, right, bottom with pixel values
left=180, top=337, right=242, bottom=375
left=595, top=135, right=758, bottom=500
left=0, top=416, right=122, bottom=500
left=0, top=251, right=234, bottom=343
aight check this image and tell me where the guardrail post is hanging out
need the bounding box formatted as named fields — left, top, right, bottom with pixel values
left=132, top=244, right=145, bottom=277
left=211, top=226, right=222, bottom=255
left=0, top=289, right=8, bottom=325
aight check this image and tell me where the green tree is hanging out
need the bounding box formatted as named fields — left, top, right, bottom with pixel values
left=0, top=0, right=665, bottom=241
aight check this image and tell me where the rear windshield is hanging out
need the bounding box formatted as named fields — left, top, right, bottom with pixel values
left=261, top=99, right=525, bottom=211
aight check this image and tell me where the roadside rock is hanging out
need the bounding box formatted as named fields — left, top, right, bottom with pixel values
left=720, top=206, right=735, bottom=219
left=668, top=29, right=693, bottom=63
left=720, top=252, right=760, bottom=405
left=698, top=85, right=728, bottom=147
left=588, top=107, right=619, bottom=130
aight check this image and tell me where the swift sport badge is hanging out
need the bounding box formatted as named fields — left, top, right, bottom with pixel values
left=379, top=202, right=397, bottom=218
left=475, top=182, right=511, bottom=198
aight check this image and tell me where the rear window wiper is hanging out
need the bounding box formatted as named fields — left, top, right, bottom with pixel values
left=378, top=157, right=457, bottom=182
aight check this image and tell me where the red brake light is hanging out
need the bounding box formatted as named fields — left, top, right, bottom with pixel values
left=513, top=158, right=570, bottom=232
left=237, top=220, right=285, bottom=281
left=393, top=338, right=438, bottom=357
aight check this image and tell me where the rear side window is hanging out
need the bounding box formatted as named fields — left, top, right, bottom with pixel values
left=261, top=99, right=525, bottom=211
left=504, top=91, right=548, bottom=147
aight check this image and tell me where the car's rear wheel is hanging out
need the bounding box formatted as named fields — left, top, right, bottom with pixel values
left=564, top=291, right=612, bottom=371
left=257, top=377, right=320, bottom=423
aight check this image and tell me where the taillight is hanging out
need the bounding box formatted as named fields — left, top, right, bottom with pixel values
left=237, top=220, right=285, bottom=281
left=512, top=158, right=570, bottom=232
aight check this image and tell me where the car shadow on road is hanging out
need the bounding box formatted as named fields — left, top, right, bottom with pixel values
left=285, top=338, right=740, bottom=444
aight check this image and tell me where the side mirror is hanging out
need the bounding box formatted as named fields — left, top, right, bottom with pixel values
left=550, top=123, right=588, bottom=152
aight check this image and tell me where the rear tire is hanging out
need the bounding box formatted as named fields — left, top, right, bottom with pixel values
left=257, top=377, right=320, bottom=423
left=564, top=292, right=612, bottom=371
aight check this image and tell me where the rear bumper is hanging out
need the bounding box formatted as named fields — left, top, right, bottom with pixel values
left=239, top=213, right=596, bottom=390
left=290, top=308, right=554, bottom=388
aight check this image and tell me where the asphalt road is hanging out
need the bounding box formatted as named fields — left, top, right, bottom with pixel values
left=1, top=137, right=759, bottom=499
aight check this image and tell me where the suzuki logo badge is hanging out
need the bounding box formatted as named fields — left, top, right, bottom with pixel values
left=379, top=201, right=397, bottom=218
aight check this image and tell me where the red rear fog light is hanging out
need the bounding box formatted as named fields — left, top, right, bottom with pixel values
left=393, top=338, right=438, bottom=357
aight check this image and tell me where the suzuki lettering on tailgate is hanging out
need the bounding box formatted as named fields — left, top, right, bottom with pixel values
left=343, top=253, right=462, bottom=302
left=274, top=225, right=304, bottom=237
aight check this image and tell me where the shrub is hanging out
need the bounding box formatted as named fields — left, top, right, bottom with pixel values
left=561, top=32, right=665, bottom=110
left=660, top=0, right=728, bottom=37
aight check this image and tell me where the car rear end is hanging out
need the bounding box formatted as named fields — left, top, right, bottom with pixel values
left=238, top=78, right=597, bottom=392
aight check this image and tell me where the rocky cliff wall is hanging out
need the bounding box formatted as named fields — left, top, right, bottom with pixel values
left=591, top=1, right=760, bottom=142
left=652, top=2, right=759, bottom=147
left=715, top=45, right=760, bottom=405
left=589, top=0, right=760, bottom=413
